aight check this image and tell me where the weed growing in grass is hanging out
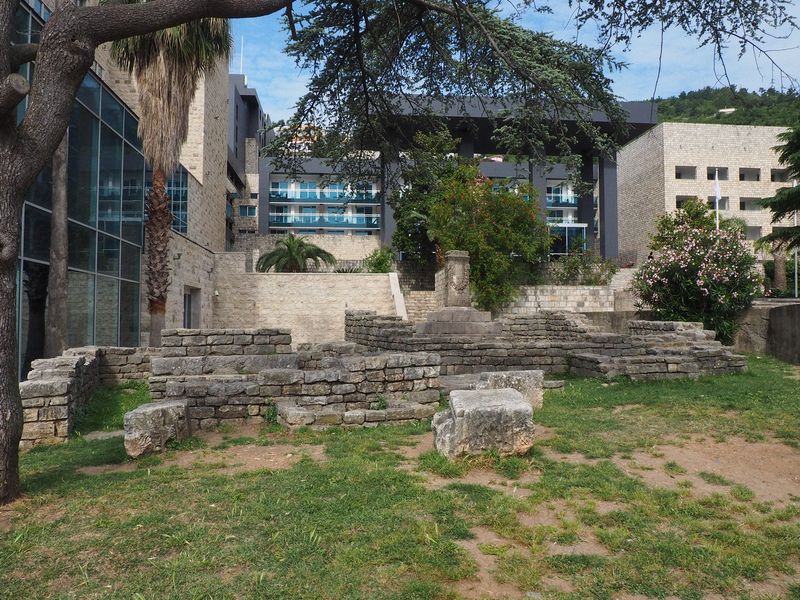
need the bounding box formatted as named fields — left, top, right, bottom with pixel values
left=698, top=471, right=733, bottom=486
left=166, top=436, right=207, bottom=452
left=730, top=484, right=755, bottom=502
left=663, top=461, right=688, bottom=475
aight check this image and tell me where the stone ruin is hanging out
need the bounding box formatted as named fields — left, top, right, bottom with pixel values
left=146, top=330, right=441, bottom=436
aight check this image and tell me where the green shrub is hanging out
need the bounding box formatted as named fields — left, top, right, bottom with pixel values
left=632, top=198, right=760, bottom=345
left=427, top=164, right=551, bottom=312
left=363, top=248, right=395, bottom=273
left=551, top=250, right=619, bottom=285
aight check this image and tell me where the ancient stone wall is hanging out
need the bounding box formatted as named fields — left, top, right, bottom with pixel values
left=19, top=346, right=156, bottom=448
left=345, top=310, right=747, bottom=380
left=149, top=332, right=441, bottom=430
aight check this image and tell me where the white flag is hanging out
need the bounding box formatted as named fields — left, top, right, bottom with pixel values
left=714, top=169, right=721, bottom=230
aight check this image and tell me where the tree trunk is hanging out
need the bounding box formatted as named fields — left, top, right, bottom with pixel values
left=0, top=195, right=23, bottom=505
left=774, top=252, right=787, bottom=292
left=45, top=132, right=69, bottom=358
left=145, top=168, right=172, bottom=347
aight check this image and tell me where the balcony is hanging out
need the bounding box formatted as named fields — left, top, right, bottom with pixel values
left=269, top=213, right=381, bottom=229
left=269, top=191, right=382, bottom=204
left=546, top=193, right=578, bottom=207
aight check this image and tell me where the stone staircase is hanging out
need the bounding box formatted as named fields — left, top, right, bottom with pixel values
left=404, top=290, right=441, bottom=323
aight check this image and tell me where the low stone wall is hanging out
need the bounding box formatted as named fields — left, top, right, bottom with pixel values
left=502, top=285, right=616, bottom=314
left=346, top=310, right=747, bottom=380
left=233, top=233, right=380, bottom=262
left=99, top=347, right=157, bottom=384
left=160, top=328, right=293, bottom=357
left=19, top=346, right=156, bottom=448
left=149, top=333, right=442, bottom=430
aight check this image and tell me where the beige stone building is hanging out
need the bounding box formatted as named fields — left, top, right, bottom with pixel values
left=618, top=122, right=795, bottom=264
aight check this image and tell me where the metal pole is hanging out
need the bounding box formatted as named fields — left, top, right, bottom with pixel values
left=794, top=179, right=798, bottom=299
left=715, top=168, right=720, bottom=230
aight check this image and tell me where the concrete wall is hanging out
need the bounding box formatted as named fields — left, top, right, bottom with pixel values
left=232, top=233, right=381, bottom=262
left=213, top=270, right=397, bottom=345
left=618, top=123, right=794, bottom=265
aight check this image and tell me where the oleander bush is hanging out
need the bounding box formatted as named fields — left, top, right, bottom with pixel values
left=632, top=198, right=760, bottom=344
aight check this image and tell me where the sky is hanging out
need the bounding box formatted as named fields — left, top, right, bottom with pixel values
left=230, top=2, right=800, bottom=122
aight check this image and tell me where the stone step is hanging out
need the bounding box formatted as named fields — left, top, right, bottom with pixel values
left=278, top=402, right=437, bottom=429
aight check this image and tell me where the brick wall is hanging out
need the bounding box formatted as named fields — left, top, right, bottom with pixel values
left=501, top=285, right=616, bottom=314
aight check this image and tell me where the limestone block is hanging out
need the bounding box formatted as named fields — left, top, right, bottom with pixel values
left=432, top=389, right=534, bottom=459
left=475, top=370, right=544, bottom=409
left=124, top=400, right=189, bottom=458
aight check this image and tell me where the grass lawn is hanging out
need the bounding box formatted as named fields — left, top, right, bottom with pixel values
left=1, top=356, right=799, bottom=599
left=73, top=380, right=151, bottom=435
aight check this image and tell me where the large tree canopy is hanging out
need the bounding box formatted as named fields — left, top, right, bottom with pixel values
left=269, top=0, right=798, bottom=181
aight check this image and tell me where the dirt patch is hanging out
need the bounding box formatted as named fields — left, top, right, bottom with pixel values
left=539, top=447, right=601, bottom=465
left=517, top=504, right=564, bottom=529
left=591, top=500, right=627, bottom=515
left=78, top=463, right=137, bottom=476
left=545, top=530, right=609, bottom=556
left=397, top=432, right=435, bottom=460
left=165, top=443, right=326, bottom=474
left=0, top=509, right=13, bottom=532
left=453, top=526, right=527, bottom=599
left=741, top=570, right=800, bottom=597
left=613, top=438, right=800, bottom=503
left=612, top=404, right=645, bottom=414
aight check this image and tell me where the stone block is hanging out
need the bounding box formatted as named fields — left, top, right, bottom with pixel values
left=475, top=370, right=544, bottom=409
left=432, top=389, right=534, bottom=459
left=277, top=405, right=316, bottom=426
left=123, top=400, right=189, bottom=458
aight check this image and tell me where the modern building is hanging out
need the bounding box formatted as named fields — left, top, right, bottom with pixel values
left=260, top=99, right=658, bottom=255
left=15, top=0, right=231, bottom=377
left=261, top=158, right=383, bottom=238
left=617, top=122, right=795, bottom=264
left=227, top=74, right=269, bottom=242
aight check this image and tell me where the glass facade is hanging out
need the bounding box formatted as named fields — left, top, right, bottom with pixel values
left=15, top=1, right=149, bottom=378
left=146, top=165, right=190, bottom=234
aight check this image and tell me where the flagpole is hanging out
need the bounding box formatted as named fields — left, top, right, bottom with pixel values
left=794, top=179, right=798, bottom=299
left=714, top=168, right=720, bottom=230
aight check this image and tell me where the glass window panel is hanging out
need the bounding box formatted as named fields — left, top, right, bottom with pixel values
left=98, top=124, right=122, bottom=236
left=20, top=262, right=49, bottom=379
left=124, top=110, right=142, bottom=150
left=97, top=234, right=119, bottom=277
left=120, top=242, right=140, bottom=282
left=77, top=73, right=101, bottom=113
left=22, top=205, right=51, bottom=262
left=68, top=222, right=96, bottom=272
left=67, top=270, right=95, bottom=347
left=30, top=18, right=41, bottom=43
left=101, top=89, right=124, bottom=134
left=13, top=8, right=29, bottom=44
left=122, top=143, right=144, bottom=244
left=95, top=276, right=119, bottom=346
left=25, top=162, right=52, bottom=209
left=68, top=103, right=98, bottom=226
left=119, top=281, right=140, bottom=347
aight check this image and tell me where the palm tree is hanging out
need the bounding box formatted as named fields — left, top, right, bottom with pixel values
left=256, top=235, right=337, bottom=273
left=761, top=125, right=800, bottom=252
left=111, top=14, right=231, bottom=345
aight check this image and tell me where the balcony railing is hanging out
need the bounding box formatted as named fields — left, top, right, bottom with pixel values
left=269, top=213, right=381, bottom=229
left=546, top=194, right=578, bottom=207
left=269, top=191, right=381, bottom=204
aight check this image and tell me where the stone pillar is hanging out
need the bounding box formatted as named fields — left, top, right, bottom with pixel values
left=442, top=251, right=471, bottom=307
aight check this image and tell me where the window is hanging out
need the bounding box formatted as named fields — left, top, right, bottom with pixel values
left=300, top=206, right=316, bottom=224
left=95, top=276, right=119, bottom=346
left=270, top=180, right=289, bottom=198
left=237, top=228, right=256, bottom=235
left=707, top=196, right=729, bottom=211
left=98, top=124, right=122, bottom=236
left=250, top=192, right=258, bottom=200
left=324, top=182, right=345, bottom=200
left=771, top=169, right=790, bottom=183
left=707, top=167, right=728, bottom=181
left=739, top=167, right=760, bottom=182
left=68, top=103, right=99, bottom=227
left=299, top=181, right=317, bottom=200
left=238, top=205, right=256, bottom=217
left=675, top=195, right=694, bottom=209
left=327, top=207, right=345, bottom=224
left=745, top=226, right=762, bottom=241
left=675, top=166, right=696, bottom=180
left=739, top=197, right=762, bottom=211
